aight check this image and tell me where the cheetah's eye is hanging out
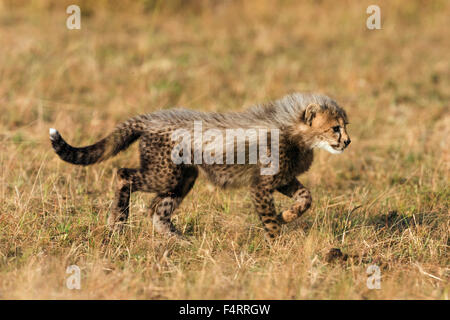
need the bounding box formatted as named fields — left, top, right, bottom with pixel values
left=332, top=126, right=340, bottom=133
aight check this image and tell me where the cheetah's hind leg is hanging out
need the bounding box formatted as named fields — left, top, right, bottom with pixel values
left=107, top=168, right=143, bottom=231
left=149, top=166, right=198, bottom=239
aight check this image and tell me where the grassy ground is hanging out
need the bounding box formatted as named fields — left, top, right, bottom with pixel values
left=0, top=0, right=448, bottom=299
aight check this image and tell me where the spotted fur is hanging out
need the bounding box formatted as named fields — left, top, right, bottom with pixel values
left=50, top=93, right=350, bottom=239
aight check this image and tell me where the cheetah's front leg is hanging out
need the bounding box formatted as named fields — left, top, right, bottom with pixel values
left=250, top=184, right=281, bottom=239
left=276, top=178, right=312, bottom=223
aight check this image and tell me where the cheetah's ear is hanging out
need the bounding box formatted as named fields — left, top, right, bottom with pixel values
left=303, top=103, right=321, bottom=126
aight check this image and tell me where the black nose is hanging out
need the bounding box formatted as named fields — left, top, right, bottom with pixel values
left=344, top=139, right=351, bottom=147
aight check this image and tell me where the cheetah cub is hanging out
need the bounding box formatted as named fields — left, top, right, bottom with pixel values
left=50, top=93, right=350, bottom=239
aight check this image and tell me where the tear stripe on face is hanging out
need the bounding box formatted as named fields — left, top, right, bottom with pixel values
left=315, top=141, right=343, bottom=154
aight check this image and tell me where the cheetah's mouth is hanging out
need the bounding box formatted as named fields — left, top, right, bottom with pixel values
left=331, top=144, right=345, bottom=152
left=316, top=141, right=343, bottom=154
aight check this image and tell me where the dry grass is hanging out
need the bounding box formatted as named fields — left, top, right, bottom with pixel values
left=0, top=0, right=449, bottom=299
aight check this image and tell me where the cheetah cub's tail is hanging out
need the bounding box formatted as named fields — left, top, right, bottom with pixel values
left=49, top=116, right=145, bottom=166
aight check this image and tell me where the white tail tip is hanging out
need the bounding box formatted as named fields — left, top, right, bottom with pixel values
left=49, top=128, right=58, bottom=140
